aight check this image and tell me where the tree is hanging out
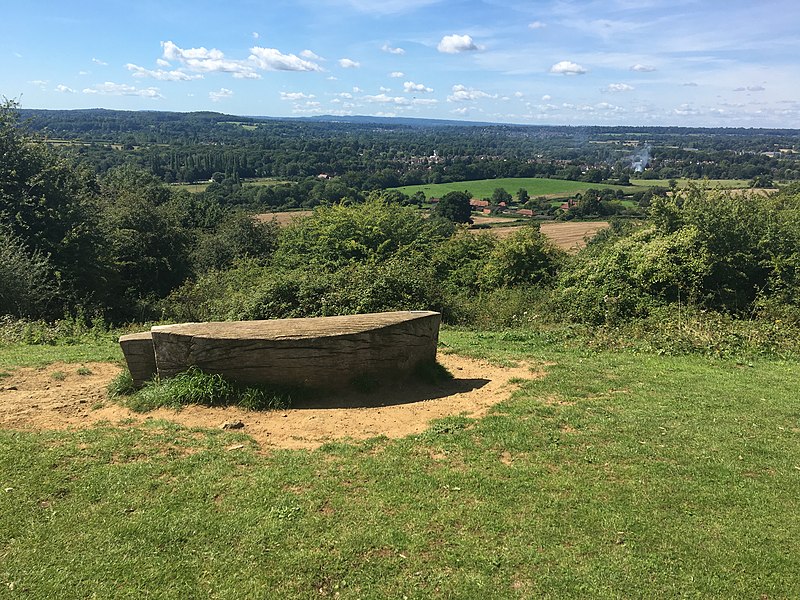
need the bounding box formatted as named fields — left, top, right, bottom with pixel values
left=517, top=188, right=530, bottom=204
left=0, top=100, right=107, bottom=313
left=435, top=191, right=472, bottom=223
left=491, top=187, right=512, bottom=205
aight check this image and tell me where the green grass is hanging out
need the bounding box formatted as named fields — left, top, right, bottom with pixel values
left=392, top=177, right=627, bottom=199
left=1, top=328, right=798, bottom=597
left=0, top=338, right=121, bottom=370
left=629, top=178, right=751, bottom=189
left=172, top=177, right=292, bottom=194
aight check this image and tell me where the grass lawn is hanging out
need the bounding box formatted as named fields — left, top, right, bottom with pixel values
left=1, top=328, right=798, bottom=598
left=172, top=177, right=292, bottom=194
left=392, top=178, right=627, bottom=199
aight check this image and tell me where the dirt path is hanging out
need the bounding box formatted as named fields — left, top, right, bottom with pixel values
left=0, top=354, right=540, bottom=450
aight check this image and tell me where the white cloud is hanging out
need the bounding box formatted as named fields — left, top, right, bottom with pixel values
left=451, top=107, right=469, bottom=115
left=437, top=34, right=478, bottom=54
left=682, top=82, right=698, bottom=87
left=528, top=21, right=546, bottom=29
left=390, top=71, right=405, bottom=78
left=209, top=88, right=234, bottom=102
left=300, top=49, right=324, bottom=60
left=249, top=47, right=322, bottom=72
left=83, top=82, right=162, bottom=98
left=733, top=85, right=765, bottom=92
left=126, top=63, right=203, bottom=81
left=337, top=92, right=353, bottom=98
left=447, top=83, right=493, bottom=102
left=280, top=91, right=315, bottom=100
left=353, top=86, right=362, bottom=93
left=54, top=84, right=75, bottom=93
left=403, top=81, right=433, bottom=93
left=92, top=58, right=108, bottom=66
left=630, top=63, right=656, bottom=72
left=29, top=80, right=49, bottom=89
left=541, top=94, right=552, bottom=101
left=514, top=91, right=524, bottom=98
left=338, top=58, right=360, bottom=68
left=161, top=41, right=259, bottom=77
left=156, top=58, right=171, bottom=67
left=13, top=52, right=23, bottom=58
left=604, top=83, right=634, bottom=92
left=364, top=93, right=410, bottom=105
left=382, top=43, right=406, bottom=55
left=252, top=32, right=260, bottom=39
left=412, top=98, right=438, bottom=106
left=78, top=70, right=89, bottom=76
left=379, top=86, right=391, bottom=92
left=550, top=60, right=587, bottom=75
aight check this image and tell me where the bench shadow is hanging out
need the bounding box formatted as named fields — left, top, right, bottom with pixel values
left=291, top=376, right=491, bottom=409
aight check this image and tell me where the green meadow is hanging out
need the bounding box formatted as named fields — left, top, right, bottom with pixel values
left=1, top=328, right=798, bottom=598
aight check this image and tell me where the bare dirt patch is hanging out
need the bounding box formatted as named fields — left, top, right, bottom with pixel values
left=253, top=210, right=312, bottom=226
left=0, top=354, right=540, bottom=450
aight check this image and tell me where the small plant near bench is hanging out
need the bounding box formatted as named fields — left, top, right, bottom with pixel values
left=108, top=366, right=297, bottom=412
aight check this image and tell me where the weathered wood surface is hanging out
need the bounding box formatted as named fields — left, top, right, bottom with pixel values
left=118, top=331, right=157, bottom=386
left=121, top=311, right=441, bottom=390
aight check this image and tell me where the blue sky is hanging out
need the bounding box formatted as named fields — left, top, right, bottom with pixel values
left=3, top=0, right=799, bottom=127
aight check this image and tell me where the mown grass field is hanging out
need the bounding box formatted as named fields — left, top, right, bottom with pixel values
left=392, top=177, right=755, bottom=200
left=392, top=177, right=626, bottom=199
left=1, top=329, right=798, bottom=598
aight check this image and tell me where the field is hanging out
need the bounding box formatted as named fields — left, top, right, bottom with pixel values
left=392, top=177, right=625, bottom=199
left=392, top=177, right=759, bottom=200
left=172, top=177, right=291, bottom=194
left=1, top=329, right=798, bottom=597
left=629, top=178, right=751, bottom=189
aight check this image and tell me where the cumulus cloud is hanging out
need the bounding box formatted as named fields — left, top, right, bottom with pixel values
left=161, top=41, right=258, bottom=77
left=630, top=63, right=655, bottom=72
left=338, top=58, right=360, bottom=68
left=156, top=58, right=171, bottom=67
left=300, top=49, right=324, bottom=60
left=252, top=32, right=260, bottom=39
left=604, top=83, right=634, bottom=92
left=403, top=81, right=433, bottom=93
left=389, top=71, right=405, bottom=78
left=550, top=60, right=587, bottom=75
left=337, top=92, right=353, bottom=98
left=379, top=86, right=391, bottom=92
left=92, top=58, right=108, bottom=66
left=451, top=107, right=469, bottom=115
left=382, top=43, right=405, bottom=55
left=280, top=91, right=316, bottom=100
left=209, top=88, right=234, bottom=102
left=29, top=80, right=49, bottom=89
left=55, top=84, right=75, bottom=93
left=528, top=21, right=546, bottom=29
left=126, top=63, right=203, bottom=81
left=437, top=34, right=478, bottom=54
left=734, top=85, right=765, bottom=92
left=364, top=93, right=410, bottom=105
left=249, top=47, right=322, bottom=72
left=541, top=94, right=552, bottom=101
left=514, top=91, right=524, bottom=98
left=447, top=83, right=493, bottom=102
left=353, top=86, right=363, bottom=93
left=83, top=82, right=162, bottom=98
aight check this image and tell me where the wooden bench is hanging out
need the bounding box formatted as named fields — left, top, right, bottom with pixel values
left=119, top=311, right=441, bottom=390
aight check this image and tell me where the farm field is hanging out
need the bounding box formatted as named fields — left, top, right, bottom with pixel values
left=253, top=210, right=313, bottom=226
left=172, top=177, right=291, bottom=194
left=471, top=221, right=610, bottom=250
left=628, top=178, right=750, bottom=189
left=1, top=330, right=798, bottom=597
left=392, top=177, right=763, bottom=200
left=392, top=177, right=626, bottom=199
